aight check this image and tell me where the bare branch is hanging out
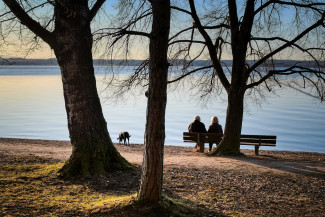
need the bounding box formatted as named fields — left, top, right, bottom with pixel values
left=188, top=0, right=230, bottom=90
left=228, top=0, right=240, bottom=38
left=114, top=29, right=150, bottom=38
left=94, top=7, right=152, bottom=40
left=251, top=36, right=325, bottom=64
left=169, top=39, right=206, bottom=46
left=169, top=27, right=193, bottom=42
left=1, top=2, right=52, bottom=23
left=169, top=23, right=230, bottom=42
left=247, top=12, right=325, bottom=76
left=186, top=45, right=207, bottom=69
left=2, top=0, right=54, bottom=45
left=255, top=0, right=325, bottom=16
left=89, top=0, right=106, bottom=21
left=247, top=65, right=325, bottom=89
left=123, top=30, right=150, bottom=38
left=171, top=6, right=191, bottom=15
left=168, top=65, right=214, bottom=84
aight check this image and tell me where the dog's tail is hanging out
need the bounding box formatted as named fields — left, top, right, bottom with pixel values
left=129, top=135, right=131, bottom=137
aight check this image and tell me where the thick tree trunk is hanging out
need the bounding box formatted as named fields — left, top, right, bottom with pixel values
left=138, top=0, right=170, bottom=202
left=211, top=89, right=245, bottom=155
left=52, top=1, right=129, bottom=178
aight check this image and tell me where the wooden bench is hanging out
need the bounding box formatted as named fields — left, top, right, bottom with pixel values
left=183, top=132, right=276, bottom=155
left=183, top=132, right=223, bottom=152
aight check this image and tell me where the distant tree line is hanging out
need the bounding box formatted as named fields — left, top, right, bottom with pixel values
left=3, top=58, right=323, bottom=67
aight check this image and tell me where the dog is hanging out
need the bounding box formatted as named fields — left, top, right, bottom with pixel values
left=117, top=131, right=131, bottom=146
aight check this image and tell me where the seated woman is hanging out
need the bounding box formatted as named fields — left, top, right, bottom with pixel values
left=208, top=116, right=223, bottom=152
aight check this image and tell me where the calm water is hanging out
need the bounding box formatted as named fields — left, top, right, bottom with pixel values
left=0, top=65, right=324, bottom=153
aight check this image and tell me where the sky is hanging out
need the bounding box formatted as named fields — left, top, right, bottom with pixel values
left=1, top=0, right=149, bottom=60
left=3, top=44, right=55, bottom=59
left=1, top=0, right=323, bottom=61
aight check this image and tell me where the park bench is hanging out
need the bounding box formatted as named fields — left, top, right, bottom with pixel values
left=183, top=132, right=276, bottom=155
left=183, top=132, right=223, bottom=153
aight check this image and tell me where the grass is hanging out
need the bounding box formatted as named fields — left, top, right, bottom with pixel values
left=0, top=159, right=222, bottom=217
left=0, top=163, right=134, bottom=216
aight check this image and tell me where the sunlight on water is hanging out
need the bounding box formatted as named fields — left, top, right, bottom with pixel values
left=0, top=65, right=324, bottom=153
left=0, top=75, right=67, bottom=139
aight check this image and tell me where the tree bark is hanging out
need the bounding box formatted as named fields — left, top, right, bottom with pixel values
left=51, top=1, right=130, bottom=177
left=138, top=0, right=170, bottom=202
left=210, top=88, right=245, bottom=155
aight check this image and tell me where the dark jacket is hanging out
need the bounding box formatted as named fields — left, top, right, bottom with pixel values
left=208, top=123, right=223, bottom=134
left=188, top=120, right=207, bottom=133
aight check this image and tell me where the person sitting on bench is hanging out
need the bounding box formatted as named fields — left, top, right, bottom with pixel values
left=207, top=116, right=223, bottom=152
left=188, top=115, right=207, bottom=152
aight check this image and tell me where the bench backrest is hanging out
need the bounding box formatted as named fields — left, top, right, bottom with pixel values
left=183, top=132, right=276, bottom=146
left=183, top=132, right=223, bottom=143
left=240, top=134, right=277, bottom=146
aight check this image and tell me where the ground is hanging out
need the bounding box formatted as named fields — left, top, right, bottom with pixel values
left=0, top=138, right=324, bottom=216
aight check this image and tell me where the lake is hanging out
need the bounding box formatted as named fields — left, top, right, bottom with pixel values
left=0, top=65, right=324, bottom=153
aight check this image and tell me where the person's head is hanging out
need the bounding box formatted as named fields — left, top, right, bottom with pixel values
left=194, top=115, right=201, bottom=122
left=211, top=116, right=219, bottom=124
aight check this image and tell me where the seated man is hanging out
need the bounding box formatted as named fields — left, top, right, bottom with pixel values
left=188, top=115, right=207, bottom=152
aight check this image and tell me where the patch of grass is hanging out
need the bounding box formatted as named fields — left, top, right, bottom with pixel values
left=0, top=159, right=222, bottom=216
left=0, top=163, right=137, bottom=216
left=94, top=195, right=223, bottom=217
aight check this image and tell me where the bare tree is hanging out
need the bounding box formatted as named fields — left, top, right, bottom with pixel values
left=137, top=0, right=170, bottom=202
left=169, top=0, right=325, bottom=155
left=1, top=0, right=130, bottom=177
left=93, top=0, right=170, bottom=201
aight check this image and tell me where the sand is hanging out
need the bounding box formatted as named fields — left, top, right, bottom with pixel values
left=0, top=138, right=324, bottom=177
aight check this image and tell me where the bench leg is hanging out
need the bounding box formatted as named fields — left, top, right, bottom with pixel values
left=255, top=145, right=259, bottom=155
left=199, top=142, right=204, bottom=153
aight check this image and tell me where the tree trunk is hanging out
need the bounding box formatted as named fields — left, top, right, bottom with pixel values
left=211, top=89, right=245, bottom=155
left=138, top=0, right=170, bottom=202
left=52, top=1, right=129, bottom=178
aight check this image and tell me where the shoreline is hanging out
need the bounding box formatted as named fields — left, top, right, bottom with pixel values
left=1, top=137, right=324, bottom=155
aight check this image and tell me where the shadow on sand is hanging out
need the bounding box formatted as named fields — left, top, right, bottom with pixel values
left=218, top=151, right=325, bottom=178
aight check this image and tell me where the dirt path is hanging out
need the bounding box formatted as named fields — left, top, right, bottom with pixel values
left=0, top=138, right=324, bottom=177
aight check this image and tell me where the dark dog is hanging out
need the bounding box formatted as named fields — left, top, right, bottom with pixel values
left=117, top=131, right=131, bottom=146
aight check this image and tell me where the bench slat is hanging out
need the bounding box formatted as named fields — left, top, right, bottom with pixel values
left=240, top=142, right=276, bottom=146
left=240, top=138, right=276, bottom=144
left=183, top=132, right=199, bottom=136
left=241, top=134, right=276, bottom=139
left=184, top=140, right=197, bottom=143
left=183, top=135, right=198, bottom=140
